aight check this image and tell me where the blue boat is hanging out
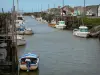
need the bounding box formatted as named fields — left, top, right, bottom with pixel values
left=19, top=53, right=39, bottom=71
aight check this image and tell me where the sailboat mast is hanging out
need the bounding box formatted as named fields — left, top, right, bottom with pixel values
left=17, top=0, right=19, bottom=13
left=41, top=4, right=42, bottom=12
left=84, top=0, right=86, bottom=16
left=61, top=0, right=64, bottom=20
left=48, top=4, right=50, bottom=13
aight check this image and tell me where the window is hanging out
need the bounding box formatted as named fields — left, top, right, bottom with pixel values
left=17, top=17, right=23, bottom=20
left=79, top=28, right=88, bottom=32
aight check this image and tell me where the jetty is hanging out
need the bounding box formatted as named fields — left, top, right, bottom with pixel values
left=0, top=7, right=18, bottom=75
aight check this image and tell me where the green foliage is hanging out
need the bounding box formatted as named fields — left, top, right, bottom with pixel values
left=83, top=17, right=100, bottom=26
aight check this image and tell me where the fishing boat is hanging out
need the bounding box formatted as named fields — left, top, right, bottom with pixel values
left=19, top=53, right=39, bottom=71
left=16, top=26, right=33, bottom=35
left=24, top=28, right=33, bottom=35
left=16, top=26, right=25, bottom=35
left=17, top=35, right=26, bottom=46
left=16, top=14, right=25, bottom=25
left=48, top=20, right=56, bottom=28
left=31, top=15, right=34, bottom=19
left=16, top=21, right=22, bottom=28
left=73, top=26, right=90, bottom=37
left=55, top=21, right=66, bottom=29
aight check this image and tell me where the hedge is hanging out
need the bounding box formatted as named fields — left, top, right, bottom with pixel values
left=83, top=17, right=100, bottom=26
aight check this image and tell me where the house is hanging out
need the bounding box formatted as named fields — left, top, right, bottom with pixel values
left=61, top=5, right=74, bottom=16
left=73, top=6, right=84, bottom=16
left=98, top=4, right=100, bottom=16
left=86, top=5, right=99, bottom=16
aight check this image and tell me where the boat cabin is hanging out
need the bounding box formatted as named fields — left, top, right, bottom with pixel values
left=79, top=26, right=88, bottom=32
left=57, top=21, right=65, bottom=25
left=16, top=26, right=25, bottom=31
left=21, top=58, right=37, bottom=64
left=17, top=16, right=23, bottom=20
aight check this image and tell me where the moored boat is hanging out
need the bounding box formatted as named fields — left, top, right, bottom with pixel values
left=55, top=21, right=66, bottom=29
left=16, top=26, right=33, bottom=35
left=73, top=26, right=90, bottom=38
left=48, top=20, right=56, bottom=28
left=16, top=14, right=25, bottom=25
left=24, top=28, right=33, bottom=35
left=16, top=26, right=25, bottom=35
left=19, top=53, right=39, bottom=71
left=17, top=35, right=26, bottom=46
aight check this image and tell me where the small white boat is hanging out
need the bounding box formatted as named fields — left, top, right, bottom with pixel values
left=19, top=53, right=39, bottom=71
left=16, top=26, right=25, bottom=35
left=55, top=21, right=66, bottom=29
left=31, top=15, right=34, bottom=18
left=16, top=21, right=22, bottom=28
left=16, top=15, right=25, bottom=25
left=16, top=26, right=33, bottom=35
left=73, top=26, right=90, bottom=37
left=24, top=28, right=33, bottom=35
left=17, top=35, right=26, bottom=46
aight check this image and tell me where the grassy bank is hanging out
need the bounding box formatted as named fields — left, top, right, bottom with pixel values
left=24, top=12, right=100, bottom=31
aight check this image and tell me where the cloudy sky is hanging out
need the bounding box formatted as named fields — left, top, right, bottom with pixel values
left=0, top=0, right=100, bottom=12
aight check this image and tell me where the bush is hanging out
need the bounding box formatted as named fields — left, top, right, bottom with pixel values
left=83, top=17, right=100, bottom=26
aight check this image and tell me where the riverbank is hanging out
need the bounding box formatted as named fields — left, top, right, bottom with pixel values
left=24, top=12, right=100, bottom=39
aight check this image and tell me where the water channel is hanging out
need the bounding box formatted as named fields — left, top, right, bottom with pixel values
left=18, top=16, right=100, bottom=75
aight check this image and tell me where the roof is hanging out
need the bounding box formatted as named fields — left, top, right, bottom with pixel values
left=61, top=5, right=74, bottom=12
left=20, top=53, right=38, bottom=59
left=79, top=26, right=88, bottom=29
left=86, top=5, right=99, bottom=11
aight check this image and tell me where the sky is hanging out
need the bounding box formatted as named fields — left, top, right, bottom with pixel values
left=0, top=0, right=100, bottom=12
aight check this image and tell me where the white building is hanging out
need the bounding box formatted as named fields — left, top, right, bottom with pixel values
left=98, top=5, right=100, bottom=16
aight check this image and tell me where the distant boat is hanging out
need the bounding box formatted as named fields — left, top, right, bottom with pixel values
left=16, top=26, right=33, bottom=35
left=73, top=26, right=90, bottom=38
left=31, top=15, right=34, bottom=19
left=16, top=14, right=25, bottom=25
left=48, top=20, right=56, bottom=28
left=16, top=35, right=26, bottom=46
left=24, top=28, right=33, bottom=35
left=16, top=26, right=25, bottom=35
left=55, top=21, right=66, bottom=29
left=19, top=53, right=39, bottom=71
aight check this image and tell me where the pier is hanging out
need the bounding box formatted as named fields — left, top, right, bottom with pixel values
left=0, top=8, right=18, bottom=75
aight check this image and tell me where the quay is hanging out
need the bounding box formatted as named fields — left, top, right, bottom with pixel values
left=0, top=8, right=18, bottom=75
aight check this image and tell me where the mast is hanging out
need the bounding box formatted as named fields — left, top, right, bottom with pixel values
left=63, top=0, right=64, bottom=7
left=61, top=0, right=64, bottom=20
left=17, top=0, right=19, bottom=13
left=32, top=8, right=33, bottom=12
left=41, top=4, right=42, bottom=12
left=48, top=4, right=50, bottom=14
left=84, top=0, right=86, bottom=17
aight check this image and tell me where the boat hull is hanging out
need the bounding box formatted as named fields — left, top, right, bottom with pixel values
left=17, top=31, right=24, bottom=35
left=24, top=30, right=33, bottom=35
left=48, top=24, right=56, bottom=28
left=55, top=25, right=66, bottom=29
left=73, top=31, right=90, bottom=37
left=20, top=64, right=38, bottom=70
left=17, top=39, right=26, bottom=46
